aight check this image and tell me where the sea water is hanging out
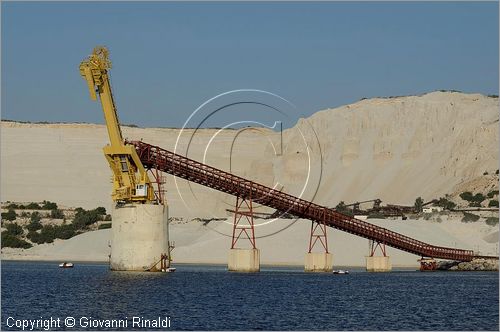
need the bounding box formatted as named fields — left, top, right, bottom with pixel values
left=1, top=261, right=498, bottom=330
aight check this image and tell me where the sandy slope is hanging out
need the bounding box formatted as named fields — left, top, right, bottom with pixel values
left=1, top=229, right=111, bottom=262
left=1, top=92, right=498, bottom=264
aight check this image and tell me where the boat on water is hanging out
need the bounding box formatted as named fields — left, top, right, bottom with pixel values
left=333, top=270, right=349, bottom=274
left=59, top=262, right=74, bottom=268
left=162, top=267, right=176, bottom=273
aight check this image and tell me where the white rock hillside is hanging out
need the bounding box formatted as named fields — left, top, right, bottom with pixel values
left=1, top=92, right=497, bottom=216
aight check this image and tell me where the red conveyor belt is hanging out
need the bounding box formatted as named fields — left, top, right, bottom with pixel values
left=128, top=140, right=486, bottom=262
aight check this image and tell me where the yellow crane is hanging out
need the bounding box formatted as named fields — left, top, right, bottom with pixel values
left=79, top=46, right=156, bottom=203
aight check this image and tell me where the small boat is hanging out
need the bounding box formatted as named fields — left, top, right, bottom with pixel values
left=59, top=262, right=74, bottom=268
left=333, top=269, right=349, bottom=274
left=162, top=267, right=176, bottom=273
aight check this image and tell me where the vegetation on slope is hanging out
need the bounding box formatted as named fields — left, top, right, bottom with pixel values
left=1, top=201, right=112, bottom=248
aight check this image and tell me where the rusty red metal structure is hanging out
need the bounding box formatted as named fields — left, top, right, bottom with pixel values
left=369, top=240, right=387, bottom=257
left=128, top=140, right=494, bottom=262
left=231, top=195, right=257, bottom=249
left=308, top=220, right=329, bottom=253
left=147, top=168, right=166, bottom=204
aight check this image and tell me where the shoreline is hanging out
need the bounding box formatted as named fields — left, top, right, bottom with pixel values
left=2, top=215, right=497, bottom=268
left=6, top=259, right=499, bottom=271
left=0, top=256, right=420, bottom=268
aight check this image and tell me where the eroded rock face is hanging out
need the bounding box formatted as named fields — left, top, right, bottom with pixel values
left=437, top=258, right=498, bottom=271
left=1, top=92, right=498, bottom=214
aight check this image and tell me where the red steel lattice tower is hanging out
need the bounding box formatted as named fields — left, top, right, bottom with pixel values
left=308, top=220, right=329, bottom=253
left=231, top=192, right=256, bottom=249
left=368, top=240, right=387, bottom=257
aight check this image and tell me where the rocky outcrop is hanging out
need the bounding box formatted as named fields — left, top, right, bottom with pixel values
left=437, top=258, right=498, bottom=271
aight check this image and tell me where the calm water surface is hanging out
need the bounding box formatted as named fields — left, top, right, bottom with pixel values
left=1, top=261, right=498, bottom=330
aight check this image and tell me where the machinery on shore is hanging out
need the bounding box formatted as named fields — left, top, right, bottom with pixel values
left=336, top=199, right=446, bottom=219
left=340, top=199, right=382, bottom=214
left=80, top=46, right=156, bottom=204
left=80, top=47, right=170, bottom=272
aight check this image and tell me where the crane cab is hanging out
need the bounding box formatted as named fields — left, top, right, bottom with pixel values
left=135, top=184, right=148, bottom=197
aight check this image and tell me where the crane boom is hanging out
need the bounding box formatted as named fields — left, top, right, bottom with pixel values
left=79, top=46, right=123, bottom=147
left=79, top=46, right=156, bottom=203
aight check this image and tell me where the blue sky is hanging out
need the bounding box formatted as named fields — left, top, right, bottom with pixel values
left=2, top=1, right=498, bottom=128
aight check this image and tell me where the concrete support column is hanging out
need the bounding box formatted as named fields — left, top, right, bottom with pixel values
left=305, top=252, right=333, bottom=272
left=110, top=203, right=169, bottom=271
left=366, top=256, right=392, bottom=272
left=228, top=248, right=260, bottom=272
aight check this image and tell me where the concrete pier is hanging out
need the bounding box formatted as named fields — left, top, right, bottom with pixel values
left=110, top=203, right=169, bottom=271
left=304, top=252, right=333, bottom=272
left=228, top=248, right=260, bottom=272
left=366, top=256, right=392, bottom=272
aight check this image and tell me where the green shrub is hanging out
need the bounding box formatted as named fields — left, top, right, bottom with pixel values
left=30, top=211, right=41, bottom=223
left=74, top=207, right=85, bottom=214
left=20, top=212, right=30, bottom=218
left=25, top=202, right=42, bottom=210
left=6, top=203, right=19, bottom=209
left=460, top=192, right=473, bottom=201
left=72, top=208, right=101, bottom=229
left=469, top=201, right=482, bottom=207
left=461, top=212, right=480, bottom=223
left=95, top=207, right=106, bottom=215
left=98, top=223, right=112, bottom=230
left=488, top=200, right=499, bottom=208
left=52, top=224, right=76, bottom=240
left=414, top=197, right=424, bottom=212
left=485, top=217, right=499, bottom=226
left=1, top=232, right=32, bottom=249
left=437, top=197, right=456, bottom=210
left=50, top=209, right=64, bottom=219
left=26, top=221, right=43, bottom=232
left=487, top=190, right=499, bottom=199
left=460, top=192, right=485, bottom=203
left=27, top=231, right=45, bottom=244
left=28, top=224, right=77, bottom=244
left=1, top=208, right=17, bottom=221
left=473, top=193, right=486, bottom=202
left=41, top=201, right=58, bottom=210
left=5, top=223, right=23, bottom=236
left=39, top=226, right=57, bottom=243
